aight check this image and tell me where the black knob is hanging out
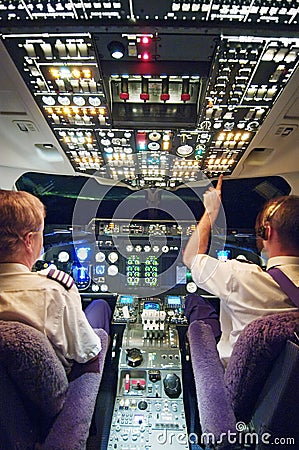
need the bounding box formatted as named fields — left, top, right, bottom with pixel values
left=126, top=348, right=143, bottom=367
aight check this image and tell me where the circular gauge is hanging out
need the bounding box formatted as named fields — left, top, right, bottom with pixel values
left=100, top=284, right=108, bottom=292
left=135, top=245, right=142, bottom=252
left=107, top=265, right=118, bottom=276
left=58, top=96, right=71, bottom=106
left=73, top=96, right=86, bottom=106
left=186, top=282, right=197, bottom=293
left=57, top=251, right=70, bottom=263
left=148, top=142, right=160, bottom=151
left=88, top=96, right=101, bottom=107
left=144, top=245, right=151, bottom=252
left=162, top=245, right=169, bottom=253
left=176, top=145, right=193, bottom=157
left=149, top=132, right=161, bottom=141
left=96, top=252, right=105, bottom=262
left=152, top=245, right=160, bottom=253
left=126, top=244, right=134, bottom=252
left=108, top=252, right=118, bottom=263
left=42, top=96, right=55, bottom=106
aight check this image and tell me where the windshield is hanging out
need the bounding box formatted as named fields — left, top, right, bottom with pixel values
left=16, top=172, right=290, bottom=230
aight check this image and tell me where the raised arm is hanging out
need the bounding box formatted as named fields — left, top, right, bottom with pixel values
left=183, top=175, right=223, bottom=268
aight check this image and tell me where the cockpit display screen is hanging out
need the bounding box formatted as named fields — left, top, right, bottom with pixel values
left=167, top=295, right=181, bottom=307
left=119, top=295, right=134, bottom=305
left=143, top=302, right=160, bottom=311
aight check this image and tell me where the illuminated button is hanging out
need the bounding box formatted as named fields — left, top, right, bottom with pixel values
left=96, top=252, right=105, bottom=262
left=42, top=96, right=55, bottom=106
left=76, top=247, right=89, bottom=261
left=149, top=132, right=161, bottom=141
left=73, top=96, right=86, bottom=106
left=176, top=144, right=193, bottom=157
left=57, top=251, right=70, bottom=263
left=88, top=96, right=101, bottom=107
left=100, top=284, right=108, bottom=292
left=148, top=142, right=160, bottom=150
left=108, top=265, right=118, bottom=276
left=58, top=96, right=71, bottom=106
left=186, top=282, right=197, bottom=293
left=162, top=246, right=169, bottom=253
left=91, top=284, right=100, bottom=292
left=108, top=252, right=118, bottom=263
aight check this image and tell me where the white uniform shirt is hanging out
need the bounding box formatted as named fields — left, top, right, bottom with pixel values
left=191, top=255, right=299, bottom=365
left=0, top=263, right=102, bottom=370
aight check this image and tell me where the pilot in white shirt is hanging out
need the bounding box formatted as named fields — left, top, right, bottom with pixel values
left=183, top=176, right=299, bottom=365
left=0, top=189, right=110, bottom=372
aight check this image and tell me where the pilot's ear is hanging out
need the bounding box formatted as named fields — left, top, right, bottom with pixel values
left=264, top=223, right=273, bottom=241
left=23, top=231, right=34, bottom=251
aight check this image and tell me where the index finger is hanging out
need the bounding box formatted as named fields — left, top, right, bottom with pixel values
left=216, top=174, right=223, bottom=191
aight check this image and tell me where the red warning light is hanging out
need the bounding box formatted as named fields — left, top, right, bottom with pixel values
left=141, top=36, right=150, bottom=45
left=137, top=132, right=147, bottom=150
left=141, top=51, right=150, bottom=61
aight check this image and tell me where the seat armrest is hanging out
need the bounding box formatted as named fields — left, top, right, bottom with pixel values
left=188, top=320, right=237, bottom=449
left=41, top=328, right=109, bottom=450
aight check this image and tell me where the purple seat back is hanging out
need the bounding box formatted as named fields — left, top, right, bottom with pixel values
left=189, top=320, right=237, bottom=449
left=225, top=311, right=299, bottom=423
left=0, top=321, right=109, bottom=450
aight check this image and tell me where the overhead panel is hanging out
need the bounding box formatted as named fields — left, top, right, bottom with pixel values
left=0, top=1, right=297, bottom=24
left=0, top=1, right=299, bottom=188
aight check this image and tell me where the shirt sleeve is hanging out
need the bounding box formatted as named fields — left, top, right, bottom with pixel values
left=49, top=286, right=102, bottom=364
left=190, top=254, right=235, bottom=302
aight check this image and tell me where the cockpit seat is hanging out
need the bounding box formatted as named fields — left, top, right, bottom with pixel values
left=188, top=311, right=299, bottom=449
left=0, top=320, right=109, bottom=450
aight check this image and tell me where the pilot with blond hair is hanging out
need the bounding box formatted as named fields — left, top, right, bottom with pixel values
left=0, top=189, right=111, bottom=374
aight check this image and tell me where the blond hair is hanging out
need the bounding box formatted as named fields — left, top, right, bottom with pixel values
left=0, top=190, right=46, bottom=259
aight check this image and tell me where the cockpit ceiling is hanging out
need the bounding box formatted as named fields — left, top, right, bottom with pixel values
left=1, top=1, right=299, bottom=189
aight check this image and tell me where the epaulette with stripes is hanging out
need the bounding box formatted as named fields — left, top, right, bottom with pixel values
left=47, top=268, right=74, bottom=290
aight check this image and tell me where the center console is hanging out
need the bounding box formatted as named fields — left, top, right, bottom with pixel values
left=107, top=295, right=189, bottom=450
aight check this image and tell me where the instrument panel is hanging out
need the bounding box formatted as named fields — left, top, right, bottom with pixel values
left=41, top=218, right=261, bottom=297
left=43, top=219, right=198, bottom=297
